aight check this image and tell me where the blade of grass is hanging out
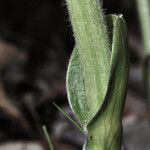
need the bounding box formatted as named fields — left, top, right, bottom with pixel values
left=137, top=0, right=150, bottom=54
left=42, top=125, right=54, bottom=150
left=137, top=0, right=150, bottom=115
left=53, top=102, right=84, bottom=133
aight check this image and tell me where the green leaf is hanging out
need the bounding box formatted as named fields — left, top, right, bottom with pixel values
left=85, top=15, right=129, bottom=150
left=67, top=15, right=129, bottom=150
left=66, top=0, right=111, bottom=126
left=67, top=15, right=127, bottom=126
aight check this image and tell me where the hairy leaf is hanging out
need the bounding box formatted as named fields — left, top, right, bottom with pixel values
left=66, top=15, right=129, bottom=130
left=66, top=0, right=111, bottom=126
left=86, top=15, right=129, bottom=150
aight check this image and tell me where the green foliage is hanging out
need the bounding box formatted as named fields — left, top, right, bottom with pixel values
left=53, top=103, right=84, bottom=132
left=66, top=0, right=110, bottom=127
left=137, top=0, right=150, bottom=54
left=137, top=0, right=150, bottom=112
left=42, top=125, right=54, bottom=150
left=85, top=15, right=129, bottom=150
left=67, top=0, right=111, bottom=125
left=66, top=0, right=129, bottom=149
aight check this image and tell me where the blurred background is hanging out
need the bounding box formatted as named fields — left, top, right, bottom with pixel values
left=0, top=0, right=149, bottom=150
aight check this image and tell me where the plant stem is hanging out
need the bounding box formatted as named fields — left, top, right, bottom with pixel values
left=137, top=0, right=150, bottom=54
left=137, top=0, right=150, bottom=111
left=85, top=119, right=122, bottom=150
left=42, top=125, right=54, bottom=150
left=53, top=103, right=84, bottom=133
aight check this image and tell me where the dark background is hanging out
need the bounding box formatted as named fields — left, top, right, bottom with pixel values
left=0, top=0, right=148, bottom=150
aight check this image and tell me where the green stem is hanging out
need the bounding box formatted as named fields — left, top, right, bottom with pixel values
left=42, top=125, right=54, bottom=150
left=85, top=122, right=122, bottom=150
left=53, top=103, right=84, bottom=133
left=137, top=0, right=150, bottom=112
left=137, top=0, right=150, bottom=54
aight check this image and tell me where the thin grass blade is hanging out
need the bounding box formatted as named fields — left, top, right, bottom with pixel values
left=53, top=103, right=84, bottom=133
left=42, top=125, right=54, bottom=150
